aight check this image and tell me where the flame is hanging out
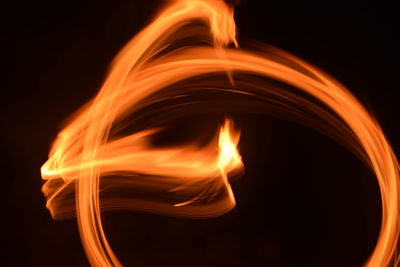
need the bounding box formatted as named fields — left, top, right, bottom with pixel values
left=218, top=118, right=241, bottom=171
left=41, top=0, right=399, bottom=266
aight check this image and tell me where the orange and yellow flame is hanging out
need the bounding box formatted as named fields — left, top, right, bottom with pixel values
left=41, top=0, right=399, bottom=266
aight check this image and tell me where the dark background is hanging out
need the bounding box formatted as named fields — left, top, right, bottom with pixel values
left=2, top=0, right=399, bottom=266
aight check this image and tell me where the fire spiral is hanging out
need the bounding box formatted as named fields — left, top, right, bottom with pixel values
left=41, top=0, right=399, bottom=266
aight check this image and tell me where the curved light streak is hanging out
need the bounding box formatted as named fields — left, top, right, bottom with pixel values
left=41, top=0, right=399, bottom=266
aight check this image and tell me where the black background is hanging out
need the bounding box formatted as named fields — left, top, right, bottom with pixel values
left=2, top=0, right=399, bottom=266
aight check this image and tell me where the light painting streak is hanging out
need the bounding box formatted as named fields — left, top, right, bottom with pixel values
left=41, top=0, right=399, bottom=266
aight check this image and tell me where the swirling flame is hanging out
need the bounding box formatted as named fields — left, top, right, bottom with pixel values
left=41, top=0, right=399, bottom=266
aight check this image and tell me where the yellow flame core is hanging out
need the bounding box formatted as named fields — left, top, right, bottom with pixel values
left=41, top=0, right=399, bottom=266
left=218, top=118, right=241, bottom=171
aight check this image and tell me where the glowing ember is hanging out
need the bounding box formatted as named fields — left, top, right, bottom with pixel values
left=41, top=0, right=399, bottom=266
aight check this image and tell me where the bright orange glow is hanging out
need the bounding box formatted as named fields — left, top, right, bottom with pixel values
left=41, top=0, right=399, bottom=266
left=218, top=118, right=241, bottom=171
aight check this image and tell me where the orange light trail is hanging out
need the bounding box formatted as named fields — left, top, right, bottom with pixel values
left=41, top=0, right=399, bottom=266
